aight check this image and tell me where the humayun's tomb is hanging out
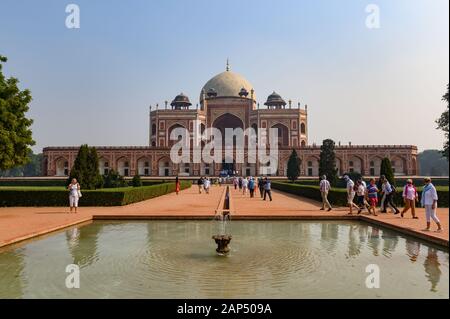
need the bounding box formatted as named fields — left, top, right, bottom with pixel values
left=42, top=63, right=418, bottom=177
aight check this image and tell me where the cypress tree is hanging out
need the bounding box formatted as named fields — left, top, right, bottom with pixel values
left=287, top=149, right=301, bottom=182
left=319, top=139, right=338, bottom=185
left=68, top=144, right=102, bottom=189
left=380, top=157, right=395, bottom=186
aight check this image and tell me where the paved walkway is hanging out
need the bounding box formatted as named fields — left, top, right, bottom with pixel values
left=0, top=185, right=448, bottom=248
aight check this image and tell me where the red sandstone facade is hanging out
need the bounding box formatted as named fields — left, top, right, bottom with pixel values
left=42, top=66, right=418, bottom=177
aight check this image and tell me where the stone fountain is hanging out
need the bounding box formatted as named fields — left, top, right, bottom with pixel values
left=212, top=186, right=232, bottom=255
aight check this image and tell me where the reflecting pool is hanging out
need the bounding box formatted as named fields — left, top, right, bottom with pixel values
left=0, top=221, right=448, bottom=298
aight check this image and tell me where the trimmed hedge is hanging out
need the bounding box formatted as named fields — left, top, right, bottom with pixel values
left=0, top=179, right=166, bottom=187
left=0, top=179, right=68, bottom=187
left=294, top=178, right=449, bottom=187
left=272, top=182, right=449, bottom=207
left=0, top=181, right=191, bottom=207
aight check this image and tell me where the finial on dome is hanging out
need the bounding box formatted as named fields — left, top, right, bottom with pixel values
left=226, top=58, right=230, bottom=71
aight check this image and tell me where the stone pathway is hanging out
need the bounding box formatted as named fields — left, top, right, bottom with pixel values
left=0, top=185, right=448, bottom=248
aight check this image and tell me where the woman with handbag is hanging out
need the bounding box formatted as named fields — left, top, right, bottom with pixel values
left=67, top=178, right=81, bottom=213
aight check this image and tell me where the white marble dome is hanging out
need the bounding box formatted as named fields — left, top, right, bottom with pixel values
left=200, top=70, right=255, bottom=102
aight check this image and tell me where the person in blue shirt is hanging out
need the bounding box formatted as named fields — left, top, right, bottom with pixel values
left=263, top=177, right=272, bottom=201
left=248, top=177, right=255, bottom=198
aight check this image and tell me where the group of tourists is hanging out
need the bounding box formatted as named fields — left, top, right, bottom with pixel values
left=319, top=174, right=442, bottom=232
left=67, top=173, right=442, bottom=233
left=232, top=176, right=273, bottom=201
left=197, top=176, right=212, bottom=194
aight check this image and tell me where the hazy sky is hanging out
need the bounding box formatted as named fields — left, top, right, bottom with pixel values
left=1, top=0, right=448, bottom=153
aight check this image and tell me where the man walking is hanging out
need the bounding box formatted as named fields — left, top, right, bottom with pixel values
left=197, top=177, right=204, bottom=194
left=344, top=175, right=359, bottom=215
left=319, top=175, right=332, bottom=211
left=263, top=177, right=272, bottom=201
left=381, top=176, right=400, bottom=214
left=258, top=177, right=264, bottom=198
left=248, top=177, right=255, bottom=198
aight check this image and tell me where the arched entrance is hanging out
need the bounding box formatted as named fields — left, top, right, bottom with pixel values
left=213, top=113, right=244, bottom=173
left=213, top=113, right=244, bottom=136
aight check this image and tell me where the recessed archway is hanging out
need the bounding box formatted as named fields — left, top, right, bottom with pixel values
left=271, top=123, right=289, bottom=147
left=213, top=113, right=244, bottom=150
left=137, top=157, right=152, bottom=176
left=55, top=157, right=69, bottom=176
left=158, top=157, right=172, bottom=176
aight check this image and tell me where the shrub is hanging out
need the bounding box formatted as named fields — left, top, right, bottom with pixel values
left=0, top=181, right=191, bottom=207
left=131, top=174, right=142, bottom=187
left=271, top=182, right=449, bottom=207
left=103, top=169, right=127, bottom=188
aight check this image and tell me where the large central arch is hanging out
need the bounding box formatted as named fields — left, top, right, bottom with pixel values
left=212, top=113, right=244, bottom=173
left=212, top=113, right=244, bottom=135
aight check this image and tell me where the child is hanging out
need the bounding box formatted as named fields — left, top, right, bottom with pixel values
left=366, top=178, right=379, bottom=216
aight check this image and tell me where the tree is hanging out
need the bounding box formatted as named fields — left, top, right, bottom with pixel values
left=380, top=157, right=395, bottom=186
left=132, top=174, right=142, bottom=187
left=68, top=144, right=102, bottom=189
left=436, top=84, right=449, bottom=161
left=86, top=147, right=103, bottom=189
left=418, top=149, right=449, bottom=176
left=319, top=139, right=338, bottom=185
left=0, top=152, right=42, bottom=176
left=103, top=169, right=127, bottom=188
left=0, top=55, right=35, bottom=170
left=286, top=149, right=301, bottom=182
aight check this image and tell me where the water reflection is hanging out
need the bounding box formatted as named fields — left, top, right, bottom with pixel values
left=320, top=223, right=339, bottom=253
left=368, top=227, right=381, bottom=256
left=0, top=221, right=448, bottom=298
left=424, top=247, right=442, bottom=292
left=0, top=248, right=25, bottom=299
left=65, top=224, right=101, bottom=267
left=348, top=225, right=362, bottom=257
left=406, top=239, right=421, bottom=262
left=381, top=229, right=398, bottom=258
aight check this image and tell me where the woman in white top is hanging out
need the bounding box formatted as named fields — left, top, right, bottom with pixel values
left=241, top=177, right=248, bottom=195
left=203, top=178, right=211, bottom=194
left=67, top=178, right=81, bottom=213
left=420, top=177, right=442, bottom=232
